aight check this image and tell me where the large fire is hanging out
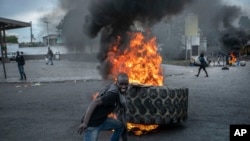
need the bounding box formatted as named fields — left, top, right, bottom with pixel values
left=107, top=32, right=164, bottom=86
left=229, top=51, right=237, bottom=65
left=106, top=31, right=164, bottom=135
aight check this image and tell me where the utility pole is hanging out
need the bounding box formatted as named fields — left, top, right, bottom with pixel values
left=30, top=21, right=33, bottom=43
left=0, top=26, right=7, bottom=79
left=185, top=35, right=188, bottom=61
left=44, top=19, right=49, bottom=47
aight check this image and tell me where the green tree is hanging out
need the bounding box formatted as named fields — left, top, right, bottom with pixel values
left=6, top=35, right=18, bottom=43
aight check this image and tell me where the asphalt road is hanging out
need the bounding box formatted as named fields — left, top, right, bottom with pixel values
left=0, top=62, right=250, bottom=141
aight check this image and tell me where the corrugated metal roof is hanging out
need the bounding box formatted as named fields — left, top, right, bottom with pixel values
left=0, top=17, right=31, bottom=30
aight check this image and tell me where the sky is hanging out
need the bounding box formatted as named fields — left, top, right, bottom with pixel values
left=0, top=0, right=64, bottom=42
left=0, top=0, right=249, bottom=43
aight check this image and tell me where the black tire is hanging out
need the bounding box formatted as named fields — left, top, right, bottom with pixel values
left=126, top=85, right=188, bottom=125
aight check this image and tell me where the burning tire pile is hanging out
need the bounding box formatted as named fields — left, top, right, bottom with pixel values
left=126, top=85, right=188, bottom=125
left=94, top=30, right=189, bottom=135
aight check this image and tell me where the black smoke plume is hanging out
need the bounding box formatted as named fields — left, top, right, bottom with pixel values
left=56, top=0, right=249, bottom=63
left=221, top=28, right=250, bottom=51
left=188, top=0, right=250, bottom=53
left=84, top=0, right=192, bottom=78
left=84, top=0, right=192, bottom=38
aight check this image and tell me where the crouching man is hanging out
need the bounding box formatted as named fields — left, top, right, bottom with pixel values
left=78, top=73, right=129, bottom=141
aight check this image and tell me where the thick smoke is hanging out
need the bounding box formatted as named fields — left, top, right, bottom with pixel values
left=83, top=0, right=192, bottom=78
left=57, top=0, right=100, bottom=53
left=151, top=15, right=186, bottom=60
left=40, top=0, right=99, bottom=55
left=188, top=0, right=250, bottom=52
left=51, top=0, right=249, bottom=73
left=84, top=0, right=192, bottom=38
left=47, top=0, right=250, bottom=57
left=221, top=28, right=250, bottom=51
left=152, top=0, right=250, bottom=59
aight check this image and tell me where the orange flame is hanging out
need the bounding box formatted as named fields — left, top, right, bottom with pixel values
left=107, top=32, right=164, bottom=86
left=229, top=51, right=237, bottom=65
left=106, top=31, right=163, bottom=135
left=127, top=123, right=159, bottom=136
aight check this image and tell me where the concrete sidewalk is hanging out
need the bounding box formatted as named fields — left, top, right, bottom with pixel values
left=1, top=59, right=248, bottom=84
left=0, top=59, right=196, bottom=83
left=0, top=60, right=102, bottom=83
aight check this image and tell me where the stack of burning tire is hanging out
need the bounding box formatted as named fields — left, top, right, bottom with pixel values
left=126, top=84, right=188, bottom=125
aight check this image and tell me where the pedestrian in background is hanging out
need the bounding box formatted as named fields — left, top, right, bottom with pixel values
left=195, top=53, right=209, bottom=77
left=46, top=47, right=54, bottom=65
left=15, top=51, right=26, bottom=80
left=217, top=55, right=221, bottom=66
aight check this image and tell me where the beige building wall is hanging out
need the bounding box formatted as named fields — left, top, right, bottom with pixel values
left=185, top=13, right=198, bottom=36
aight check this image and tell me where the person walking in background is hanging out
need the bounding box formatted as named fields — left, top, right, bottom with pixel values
left=46, top=47, right=54, bottom=65
left=195, top=53, right=209, bottom=77
left=78, top=73, right=129, bottom=141
left=15, top=51, right=26, bottom=80
left=217, top=55, right=221, bottom=66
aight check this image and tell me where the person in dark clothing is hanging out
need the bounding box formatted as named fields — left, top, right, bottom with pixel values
left=217, top=55, right=221, bottom=66
left=46, top=47, right=53, bottom=65
left=195, top=53, right=208, bottom=77
left=15, top=51, right=26, bottom=80
left=78, top=73, right=129, bottom=141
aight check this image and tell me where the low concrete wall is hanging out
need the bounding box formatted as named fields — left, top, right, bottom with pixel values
left=23, top=53, right=99, bottom=62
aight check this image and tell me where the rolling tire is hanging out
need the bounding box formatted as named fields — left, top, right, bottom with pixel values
left=126, top=85, right=188, bottom=125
